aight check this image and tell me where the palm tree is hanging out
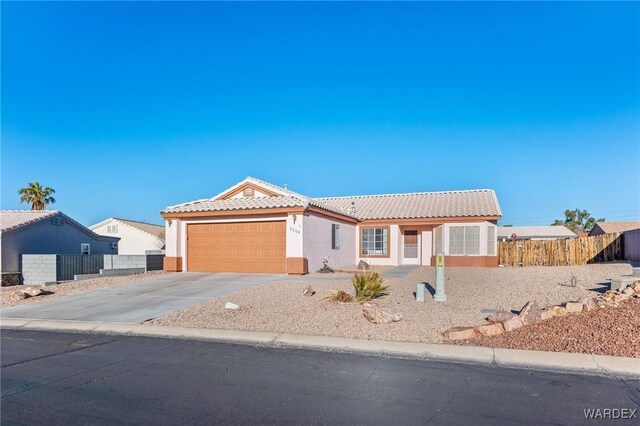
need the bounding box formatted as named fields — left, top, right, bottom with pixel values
left=18, top=182, right=56, bottom=210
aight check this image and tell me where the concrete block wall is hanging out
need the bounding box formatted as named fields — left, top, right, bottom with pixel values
left=103, top=255, right=147, bottom=270
left=22, top=255, right=58, bottom=285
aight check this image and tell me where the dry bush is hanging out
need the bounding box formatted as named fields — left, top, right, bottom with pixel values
left=323, top=289, right=354, bottom=303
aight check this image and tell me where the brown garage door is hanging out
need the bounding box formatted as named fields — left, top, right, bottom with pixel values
left=187, top=221, right=286, bottom=273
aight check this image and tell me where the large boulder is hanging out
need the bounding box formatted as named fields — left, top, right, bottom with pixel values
left=486, top=310, right=516, bottom=324
left=362, top=303, right=402, bottom=324
left=441, top=326, right=477, bottom=341
left=565, top=302, right=583, bottom=313
left=476, top=323, right=504, bottom=336
left=23, top=287, right=46, bottom=297
left=518, top=301, right=543, bottom=325
left=503, top=316, right=524, bottom=332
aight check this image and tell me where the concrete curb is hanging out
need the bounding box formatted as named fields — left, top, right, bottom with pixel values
left=1, top=318, right=638, bottom=379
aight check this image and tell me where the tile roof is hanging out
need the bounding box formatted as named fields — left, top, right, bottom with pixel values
left=316, top=189, right=501, bottom=220
left=0, top=210, right=59, bottom=232
left=163, top=177, right=502, bottom=220
left=163, top=196, right=307, bottom=214
left=497, top=225, right=577, bottom=239
left=113, top=218, right=165, bottom=238
left=592, top=221, right=640, bottom=234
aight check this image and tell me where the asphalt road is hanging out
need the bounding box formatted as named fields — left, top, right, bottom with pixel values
left=2, top=329, right=639, bottom=425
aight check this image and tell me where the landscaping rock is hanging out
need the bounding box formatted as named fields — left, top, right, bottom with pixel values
left=552, top=306, right=569, bottom=316
left=632, top=281, right=640, bottom=292
left=362, top=303, right=402, bottom=324
left=565, top=302, right=583, bottom=313
left=441, top=326, right=477, bottom=341
left=302, top=285, right=315, bottom=296
left=502, top=316, right=524, bottom=332
left=578, top=296, right=598, bottom=312
left=358, top=260, right=370, bottom=270
left=9, top=291, right=29, bottom=301
left=518, top=301, right=543, bottom=325
left=622, top=286, right=635, bottom=296
left=476, top=323, right=504, bottom=336
left=540, top=310, right=555, bottom=321
left=224, top=302, right=239, bottom=310
left=23, top=287, right=46, bottom=297
left=602, top=290, right=617, bottom=301
left=486, top=310, right=516, bottom=324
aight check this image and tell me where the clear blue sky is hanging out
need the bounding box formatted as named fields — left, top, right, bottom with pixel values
left=2, top=1, right=639, bottom=226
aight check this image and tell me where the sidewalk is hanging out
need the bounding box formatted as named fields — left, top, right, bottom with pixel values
left=1, top=318, right=638, bottom=380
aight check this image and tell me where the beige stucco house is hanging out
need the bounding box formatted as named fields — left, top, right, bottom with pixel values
left=90, top=218, right=165, bottom=255
left=161, top=177, right=502, bottom=274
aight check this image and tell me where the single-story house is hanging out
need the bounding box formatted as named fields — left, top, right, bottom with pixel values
left=161, top=177, right=502, bottom=274
left=497, top=225, right=577, bottom=241
left=0, top=210, right=119, bottom=285
left=90, top=217, right=165, bottom=255
left=588, top=221, right=640, bottom=237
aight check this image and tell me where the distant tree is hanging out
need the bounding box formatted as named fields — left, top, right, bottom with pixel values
left=551, top=209, right=604, bottom=233
left=18, top=182, right=56, bottom=210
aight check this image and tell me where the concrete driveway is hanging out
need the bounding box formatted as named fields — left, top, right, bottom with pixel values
left=0, top=272, right=281, bottom=324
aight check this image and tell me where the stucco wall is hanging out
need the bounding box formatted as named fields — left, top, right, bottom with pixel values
left=302, top=213, right=356, bottom=272
left=91, top=220, right=163, bottom=255
left=1, top=214, right=118, bottom=273
left=624, top=229, right=640, bottom=261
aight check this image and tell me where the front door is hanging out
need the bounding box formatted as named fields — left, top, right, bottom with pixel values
left=403, top=230, right=419, bottom=265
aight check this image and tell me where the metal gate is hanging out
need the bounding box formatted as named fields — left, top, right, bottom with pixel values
left=56, top=254, right=104, bottom=281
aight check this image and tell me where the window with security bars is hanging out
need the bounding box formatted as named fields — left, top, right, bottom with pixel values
left=361, top=228, right=388, bottom=256
left=331, top=224, right=340, bottom=250
left=449, top=226, right=480, bottom=255
left=435, top=226, right=443, bottom=254
left=487, top=225, right=496, bottom=255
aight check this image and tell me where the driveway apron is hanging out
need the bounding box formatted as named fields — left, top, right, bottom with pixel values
left=0, top=272, right=281, bottom=324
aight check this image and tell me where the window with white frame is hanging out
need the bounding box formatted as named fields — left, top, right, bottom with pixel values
left=81, top=244, right=91, bottom=255
left=106, top=224, right=118, bottom=233
left=449, top=226, right=480, bottom=255
left=487, top=225, right=496, bottom=255
left=331, top=224, right=340, bottom=250
left=361, top=228, right=388, bottom=256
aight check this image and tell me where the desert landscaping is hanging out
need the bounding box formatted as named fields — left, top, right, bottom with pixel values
left=150, top=263, right=634, bottom=349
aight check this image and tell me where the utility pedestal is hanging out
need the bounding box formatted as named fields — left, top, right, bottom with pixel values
left=434, top=252, right=447, bottom=302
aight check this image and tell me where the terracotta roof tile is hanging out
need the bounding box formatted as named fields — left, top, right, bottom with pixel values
left=163, top=178, right=502, bottom=220
left=316, top=189, right=501, bottom=220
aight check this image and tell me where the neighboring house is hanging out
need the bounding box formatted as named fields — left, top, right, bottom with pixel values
left=497, top=225, right=577, bottom=242
left=161, top=177, right=502, bottom=274
left=0, top=210, right=119, bottom=284
left=588, top=221, right=640, bottom=237
left=90, top=218, right=165, bottom=255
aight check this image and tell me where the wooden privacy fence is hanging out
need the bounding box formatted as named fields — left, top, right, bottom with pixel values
left=498, top=232, right=624, bottom=267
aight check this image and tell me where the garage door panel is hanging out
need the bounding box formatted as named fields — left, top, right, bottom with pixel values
left=187, top=221, right=286, bottom=273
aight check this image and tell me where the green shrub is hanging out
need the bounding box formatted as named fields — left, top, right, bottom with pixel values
left=352, top=271, right=389, bottom=302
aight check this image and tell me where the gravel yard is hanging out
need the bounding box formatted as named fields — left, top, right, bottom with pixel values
left=0, top=271, right=167, bottom=308
left=455, top=298, right=640, bottom=358
left=150, top=263, right=631, bottom=344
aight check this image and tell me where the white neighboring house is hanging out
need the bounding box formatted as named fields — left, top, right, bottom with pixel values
left=497, top=225, right=577, bottom=242
left=90, top=218, right=165, bottom=255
